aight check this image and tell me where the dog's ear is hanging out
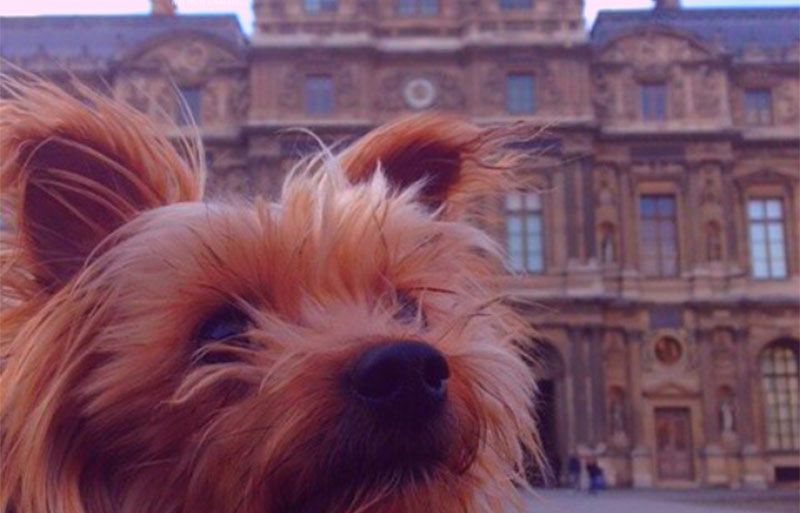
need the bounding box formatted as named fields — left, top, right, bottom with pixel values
left=339, top=114, right=514, bottom=218
left=0, top=78, right=204, bottom=290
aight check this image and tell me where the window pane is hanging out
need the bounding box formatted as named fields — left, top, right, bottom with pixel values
left=767, top=223, right=784, bottom=244
left=506, top=193, right=522, bottom=211
left=525, top=192, right=541, bottom=210
left=507, top=74, right=535, bottom=115
left=507, top=216, right=522, bottom=234
left=527, top=251, right=543, bottom=272
left=177, top=87, right=202, bottom=126
left=420, top=0, right=438, bottom=15
left=657, top=197, right=675, bottom=216
left=640, top=197, right=658, bottom=217
left=305, top=75, right=333, bottom=115
left=748, top=200, right=766, bottom=220
left=752, top=260, right=769, bottom=278
left=750, top=224, right=766, bottom=243
left=526, top=214, right=541, bottom=235
left=772, top=260, right=787, bottom=279
left=766, top=199, right=783, bottom=219
left=761, top=343, right=800, bottom=450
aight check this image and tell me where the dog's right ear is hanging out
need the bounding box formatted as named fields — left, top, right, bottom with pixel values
left=0, top=78, right=204, bottom=290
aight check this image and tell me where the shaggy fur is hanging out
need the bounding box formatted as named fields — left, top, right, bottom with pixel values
left=0, top=77, right=539, bottom=513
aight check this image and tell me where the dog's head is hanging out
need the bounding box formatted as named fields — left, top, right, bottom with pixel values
left=0, top=79, right=539, bottom=513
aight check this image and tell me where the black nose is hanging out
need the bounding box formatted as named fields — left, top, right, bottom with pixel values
left=350, top=341, right=449, bottom=420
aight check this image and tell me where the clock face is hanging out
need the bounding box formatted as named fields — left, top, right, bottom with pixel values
left=403, top=77, right=437, bottom=110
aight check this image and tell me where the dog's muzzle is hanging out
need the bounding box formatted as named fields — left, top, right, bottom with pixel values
left=350, top=341, right=449, bottom=423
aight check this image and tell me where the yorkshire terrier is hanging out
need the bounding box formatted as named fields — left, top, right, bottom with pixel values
left=0, top=77, right=539, bottom=513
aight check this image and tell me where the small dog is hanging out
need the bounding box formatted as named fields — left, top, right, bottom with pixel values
left=0, top=78, right=539, bottom=513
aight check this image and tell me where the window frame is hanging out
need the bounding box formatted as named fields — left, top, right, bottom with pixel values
left=177, top=86, right=202, bottom=126
left=498, top=0, right=532, bottom=9
left=760, top=341, right=800, bottom=452
left=640, top=82, right=667, bottom=122
left=505, top=191, right=545, bottom=274
left=396, top=0, right=439, bottom=16
left=747, top=197, right=788, bottom=280
left=304, top=74, right=335, bottom=117
left=506, top=72, right=535, bottom=116
left=304, top=0, right=338, bottom=14
left=638, top=194, right=679, bottom=278
left=744, top=88, right=773, bottom=126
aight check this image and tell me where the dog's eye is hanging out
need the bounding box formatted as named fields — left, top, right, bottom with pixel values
left=394, top=291, right=426, bottom=326
left=194, top=306, right=251, bottom=364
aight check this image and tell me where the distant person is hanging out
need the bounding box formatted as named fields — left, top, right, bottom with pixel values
left=586, top=458, right=605, bottom=495
left=567, top=454, right=581, bottom=491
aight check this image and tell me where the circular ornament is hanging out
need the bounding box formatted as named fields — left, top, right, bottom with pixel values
left=403, top=77, right=437, bottom=110
left=654, top=336, right=683, bottom=365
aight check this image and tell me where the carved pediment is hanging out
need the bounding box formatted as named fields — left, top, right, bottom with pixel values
left=734, top=168, right=799, bottom=186
left=642, top=378, right=701, bottom=398
left=121, top=35, right=245, bottom=83
left=599, top=30, right=717, bottom=66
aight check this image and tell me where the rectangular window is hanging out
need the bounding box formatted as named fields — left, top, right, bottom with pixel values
left=748, top=198, right=787, bottom=279
left=506, top=73, right=535, bottom=115
left=506, top=192, right=544, bottom=273
left=499, top=0, right=532, bottom=9
left=745, top=88, right=773, bottom=125
left=397, top=0, right=439, bottom=15
left=305, top=75, right=334, bottom=116
left=304, top=0, right=337, bottom=13
left=641, top=83, right=667, bottom=121
left=639, top=195, right=678, bottom=277
left=177, top=87, right=202, bottom=126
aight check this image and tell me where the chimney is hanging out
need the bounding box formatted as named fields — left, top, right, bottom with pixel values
left=151, top=0, right=177, bottom=15
left=654, top=0, right=681, bottom=9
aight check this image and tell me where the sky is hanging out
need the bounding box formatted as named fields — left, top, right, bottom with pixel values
left=0, top=0, right=797, bottom=33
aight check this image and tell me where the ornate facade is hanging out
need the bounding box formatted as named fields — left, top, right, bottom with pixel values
left=2, top=0, right=798, bottom=489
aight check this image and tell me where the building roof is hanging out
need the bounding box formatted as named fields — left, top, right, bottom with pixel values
left=0, top=14, right=247, bottom=66
left=591, top=7, right=800, bottom=59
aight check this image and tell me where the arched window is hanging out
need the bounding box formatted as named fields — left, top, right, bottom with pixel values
left=760, top=340, right=799, bottom=450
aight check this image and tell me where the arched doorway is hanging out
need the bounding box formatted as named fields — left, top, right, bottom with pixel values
left=527, top=341, right=567, bottom=487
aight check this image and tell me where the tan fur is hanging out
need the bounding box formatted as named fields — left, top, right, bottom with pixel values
left=0, top=76, right=539, bottom=513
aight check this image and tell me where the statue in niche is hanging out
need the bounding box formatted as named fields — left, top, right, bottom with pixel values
left=719, top=395, right=736, bottom=434
left=700, top=176, right=718, bottom=205
left=611, top=397, right=625, bottom=435
left=706, top=222, right=722, bottom=262
left=600, top=223, right=616, bottom=263
left=592, top=72, right=613, bottom=120
left=597, top=173, right=615, bottom=206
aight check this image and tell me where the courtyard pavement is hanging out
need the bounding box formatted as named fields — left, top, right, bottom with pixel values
left=525, top=488, right=800, bottom=513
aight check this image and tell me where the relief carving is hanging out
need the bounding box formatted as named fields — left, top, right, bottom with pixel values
left=694, top=66, right=722, bottom=118
left=481, top=64, right=505, bottom=109
left=775, top=81, right=800, bottom=124
left=278, top=69, right=303, bottom=112
left=592, top=71, right=613, bottom=121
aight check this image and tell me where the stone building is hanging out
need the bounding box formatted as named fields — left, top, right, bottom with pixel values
left=1, top=0, right=798, bottom=489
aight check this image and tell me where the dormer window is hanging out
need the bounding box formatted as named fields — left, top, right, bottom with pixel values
left=744, top=88, right=773, bottom=125
left=304, top=0, right=337, bottom=14
left=397, top=0, right=439, bottom=16
left=641, top=82, right=666, bottom=121
left=177, top=86, right=201, bottom=126
left=499, top=0, right=532, bottom=9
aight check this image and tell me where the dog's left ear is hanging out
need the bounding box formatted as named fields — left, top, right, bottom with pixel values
left=339, top=114, right=513, bottom=218
left=0, top=78, right=204, bottom=290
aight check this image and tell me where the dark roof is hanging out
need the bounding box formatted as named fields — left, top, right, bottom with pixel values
left=0, top=14, right=247, bottom=65
left=591, top=7, right=800, bottom=59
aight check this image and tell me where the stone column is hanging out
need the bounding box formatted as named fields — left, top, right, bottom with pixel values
left=697, top=328, right=728, bottom=486
left=569, top=327, right=589, bottom=446
left=589, top=327, right=607, bottom=444
left=734, top=328, right=767, bottom=488
left=627, top=330, right=653, bottom=487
